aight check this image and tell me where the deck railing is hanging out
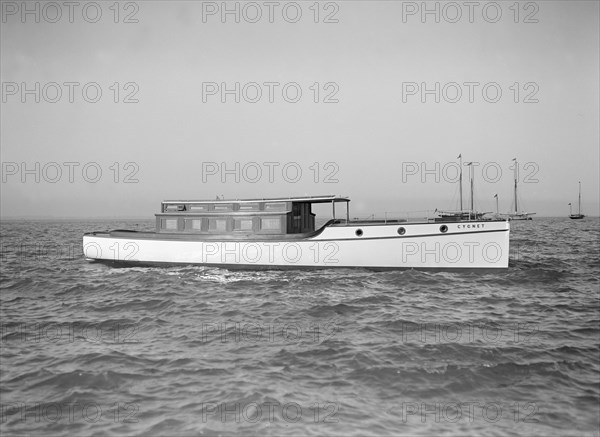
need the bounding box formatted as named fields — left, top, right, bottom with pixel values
left=316, top=210, right=440, bottom=226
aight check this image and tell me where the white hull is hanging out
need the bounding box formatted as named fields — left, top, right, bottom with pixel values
left=83, top=221, right=509, bottom=269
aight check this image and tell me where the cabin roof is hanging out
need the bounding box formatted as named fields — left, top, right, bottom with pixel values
left=162, top=195, right=350, bottom=205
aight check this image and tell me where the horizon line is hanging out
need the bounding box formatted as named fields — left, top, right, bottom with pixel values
left=2, top=215, right=598, bottom=221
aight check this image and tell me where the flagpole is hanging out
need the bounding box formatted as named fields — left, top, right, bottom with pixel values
left=458, top=154, right=463, bottom=212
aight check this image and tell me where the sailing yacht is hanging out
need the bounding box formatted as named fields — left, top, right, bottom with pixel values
left=507, top=158, right=535, bottom=221
left=569, top=182, right=585, bottom=219
left=436, top=154, right=490, bottom=222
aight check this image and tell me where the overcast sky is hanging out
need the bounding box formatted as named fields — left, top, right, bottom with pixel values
left=1, top=0, right=598, bottom=218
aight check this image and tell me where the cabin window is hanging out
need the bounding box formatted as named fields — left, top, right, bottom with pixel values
left=208, top=218, right=228, bottom=232
left=189, top=219, right=202, bottom=230
left=165, top=204, right=185, bottom=212
left=234, top=218, right=254, bottom=231
left=261, top=217, right=281, bottom=231
left=239, top=203, right=259, bottom=211
left=162, top=219, right=178, bottom=230
left=213, top=204, right=233, bottom=211
left=264, top=202, right=287, bottom=211
left=189, top=205, right=208, bottom=212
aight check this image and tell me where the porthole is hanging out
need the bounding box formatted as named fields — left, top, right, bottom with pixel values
left=397, top=227, right=406, bottom=235
left=440, top=225, right=448, bottom=233
left=355, top=229, right=363, bottom=237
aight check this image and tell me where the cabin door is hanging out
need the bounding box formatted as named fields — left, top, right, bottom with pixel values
left=292, top=203, right=302, bottom=233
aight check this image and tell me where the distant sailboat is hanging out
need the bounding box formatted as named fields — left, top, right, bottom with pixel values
left=436, top=154, right=489, bottom=221
left=569, top=182, right=585, bottom=219
left=508, top=158, right=535, bottom=221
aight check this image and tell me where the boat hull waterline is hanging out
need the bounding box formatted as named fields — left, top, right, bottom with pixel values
left=83, top=221, right=510, bottom=269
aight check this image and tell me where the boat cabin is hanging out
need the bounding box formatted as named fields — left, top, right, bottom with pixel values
left=155, top=195, right=350, bottom=235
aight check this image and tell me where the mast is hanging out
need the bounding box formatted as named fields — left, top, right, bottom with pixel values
left=578, top=181, right=582, bottom=215
left=513, top=158, right=518, bottom=213
left=569, top=203, right=572, bottom=215
left=494, top=194, right=498, bottom=214
left=470, top=164, right=474, bottom=213
left=458, top=154, right=463, bottom=212
left=466, top=162, right=474, bottom=218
